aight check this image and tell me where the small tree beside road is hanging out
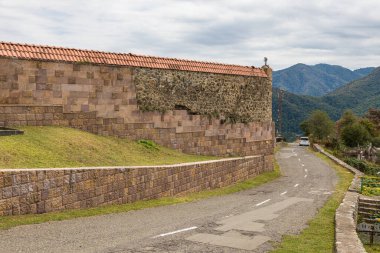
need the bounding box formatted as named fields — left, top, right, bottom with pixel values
left=300, top=110, right=334, bottom=142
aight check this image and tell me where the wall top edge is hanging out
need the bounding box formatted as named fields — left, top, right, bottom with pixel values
left=0, top=155, right=264, bottom=172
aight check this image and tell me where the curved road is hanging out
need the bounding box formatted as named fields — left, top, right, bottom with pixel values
left=0, top=144, right=338, bottom=252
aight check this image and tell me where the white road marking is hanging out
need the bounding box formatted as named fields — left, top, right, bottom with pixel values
left=298, top=158, right=301, bottom=162
left=280, top=191, right=287, bottom=196
left=255, top=199, right=271, bottom=206
left=294, top=184, right=299, bottom=187
left=301, top=164, right=305, bottom=167
left=304, top=169, right=308, bottom=172
left=153, top=226, right=198, bottom=238
left=304, top=174, right=308, bottom=178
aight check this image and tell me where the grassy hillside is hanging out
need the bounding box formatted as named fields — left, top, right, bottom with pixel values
left=0, top=127, right=217, bottom=169
left=273, top=63, right=374, bottom=96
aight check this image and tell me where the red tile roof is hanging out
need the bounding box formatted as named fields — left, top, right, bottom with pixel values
left=0, top=42, right=267, bottom=77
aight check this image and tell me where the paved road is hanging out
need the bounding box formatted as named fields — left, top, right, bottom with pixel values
left=0, top=144, right=338, bottom=253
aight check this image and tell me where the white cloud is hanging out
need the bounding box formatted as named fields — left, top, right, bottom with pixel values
left=0, top=0, right=379, bottom=70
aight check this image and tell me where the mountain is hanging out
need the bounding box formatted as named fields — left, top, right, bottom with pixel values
left=273, top=64, right=375, bottom=96
left=272, top=88, right=340, bottom=140
left=353, top=67, right=375, bottom=76
left=272, top=67, right=380, bottom=140
left=322, top=67, right=380, bottom=114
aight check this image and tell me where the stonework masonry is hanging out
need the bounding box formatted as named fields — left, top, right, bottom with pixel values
left=0, top=57, right=274, bottom=157
left=0, top=44, right=275, bottom=215
left=0, top=156, right=273, bottom=215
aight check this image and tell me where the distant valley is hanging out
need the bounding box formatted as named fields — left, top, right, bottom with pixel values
left=272, top=65, right=379, bottom=140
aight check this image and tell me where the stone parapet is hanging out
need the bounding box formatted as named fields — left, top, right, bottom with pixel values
left=314, top=144, right=366, bottom=253
left=0, top=155, right=273, bottom=216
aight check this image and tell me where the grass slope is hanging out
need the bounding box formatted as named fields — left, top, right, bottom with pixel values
left=271, top=150, right=353, bottom=253
left=0, top=126, right=217, bottom=169
left=366, top=244, right=380, bottom=253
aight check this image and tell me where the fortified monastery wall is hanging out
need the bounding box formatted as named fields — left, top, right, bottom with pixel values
left=0, top=42, right=274, bottom=215
left=0, top=42, right=274, bottom=157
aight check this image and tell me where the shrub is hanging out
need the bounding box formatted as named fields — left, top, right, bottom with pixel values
left=372, top=136, right=380, bottom=148
left=344, top=157, right=380, bottom=175
left=341, top=123, right=371, bottom=147
left=137, top=139, right=159, bottom=150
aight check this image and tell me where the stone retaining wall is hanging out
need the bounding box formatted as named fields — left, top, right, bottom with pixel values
left=0, top=155, right=273, bottom=216
left=314, top=144, right=366, bottom=253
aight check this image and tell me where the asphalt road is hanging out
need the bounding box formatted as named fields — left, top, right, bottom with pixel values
left=0, top=144, right=338, bottom=253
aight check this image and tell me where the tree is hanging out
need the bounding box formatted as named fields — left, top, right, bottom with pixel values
left=300, top=121, right=310, bottom=136
left=300, top=110, right=334, bottom=141
left=336, top=110, right=357, bottom=134
left=340, top=122, right=371, bottom=147
left=366, top=108, right=380, bottom=126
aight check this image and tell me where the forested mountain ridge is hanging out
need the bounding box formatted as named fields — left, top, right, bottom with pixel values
left=323, top=67, right=380, bottom=114
left=272, top=67, right=380, bottom=140
left=273, top=63, right=374, bottom=96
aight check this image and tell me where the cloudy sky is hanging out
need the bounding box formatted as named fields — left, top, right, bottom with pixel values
left=0, top=0, right=379, bottom=70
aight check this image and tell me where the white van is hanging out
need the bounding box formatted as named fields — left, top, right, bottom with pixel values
left=299, top=137, right=310, bottom=146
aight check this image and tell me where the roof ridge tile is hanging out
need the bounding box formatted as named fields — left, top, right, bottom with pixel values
left=0, top=41, right=267, bottom=77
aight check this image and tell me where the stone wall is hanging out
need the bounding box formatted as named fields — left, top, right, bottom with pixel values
left=0, top=155, right=273, bottom=216
left=0, top=57, right=274, bottom=156
left=133, top=68, right=272, bottom=123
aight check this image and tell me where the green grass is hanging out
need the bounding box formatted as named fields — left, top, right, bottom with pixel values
left=271, top=149, right=354, bottom=253
left=0, top=156, right=281, bottom=230
left=0, top=126, right=217, bottom=168
left=365, top=244, right=380, bottom=253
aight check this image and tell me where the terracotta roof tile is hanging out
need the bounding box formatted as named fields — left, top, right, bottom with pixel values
left=0, top=41, right=267, bottom=77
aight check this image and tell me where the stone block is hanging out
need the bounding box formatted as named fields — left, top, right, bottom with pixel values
left=67, top=77, right=76, bottom=84
left=55, top=70, right=65, bottom=77
left=87, top=72, right=94, bottom=79
left=73, top=64, right=81, bottom=72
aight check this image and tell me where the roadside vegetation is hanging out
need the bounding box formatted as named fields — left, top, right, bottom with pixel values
left=301, top=109, right=380, bottom=196
left=0, top=126, right=218, bottom=168
left=271, top=149, right=353, bottom=253
left=300, top=109, right=380, bottom=251
left=0, top=152, right=281, bottom=230
left=366, top=244, right=380, bottom=253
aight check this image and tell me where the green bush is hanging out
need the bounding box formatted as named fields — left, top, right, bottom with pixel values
left=341, top=123, right=372, bottom=147
left=137, top=139, right=159, bottom=150
left=344, top=157, right=380, bottom=175
left=372, top=136, right=380, bottom=147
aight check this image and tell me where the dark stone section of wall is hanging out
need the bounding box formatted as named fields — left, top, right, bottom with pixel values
left=133, top=68, right=272, bottom=123
left=0, top=155, right=273, bottom=216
